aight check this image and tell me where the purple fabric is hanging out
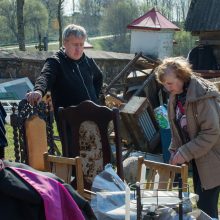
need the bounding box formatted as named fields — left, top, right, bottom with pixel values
left=10, top=167, right=85, bottom=220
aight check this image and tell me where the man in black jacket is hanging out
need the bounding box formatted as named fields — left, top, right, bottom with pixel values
left=26, top=24, right=103, bottom=122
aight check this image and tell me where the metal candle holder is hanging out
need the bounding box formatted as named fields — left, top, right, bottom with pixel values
left=131, top=177, right=187, bottom=220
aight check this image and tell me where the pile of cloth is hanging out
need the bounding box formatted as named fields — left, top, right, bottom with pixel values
left=0, top=160, right=96, bottom=220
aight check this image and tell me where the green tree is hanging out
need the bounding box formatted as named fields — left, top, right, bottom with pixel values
left=78, top=0, right=103, bottom=36
left=173, top=30, right=198, bottom=57
left=0, top=0, right=17, bottom=39
left=0, top=0, right=48, bottom=45
left=100, top=0, right=139, bottom=36
left=41, top=0, right=59, bottom=39
left=97, top=0, right=139, bottom=52
left=24, top=0, right=48, bottom=42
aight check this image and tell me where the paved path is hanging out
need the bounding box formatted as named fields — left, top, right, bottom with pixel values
left=0, top=35, right=114, bottom=50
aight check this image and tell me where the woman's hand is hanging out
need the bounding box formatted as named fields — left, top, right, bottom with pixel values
left=170, top=151, right=185, bottom=165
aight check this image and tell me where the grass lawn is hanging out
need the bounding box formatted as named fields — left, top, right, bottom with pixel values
left=5, top=124, right=15, bottom=161
left=4, top=123, right=61, bottom=160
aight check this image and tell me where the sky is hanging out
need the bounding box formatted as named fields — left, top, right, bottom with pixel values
left=63, top=0, right=73, bottom=15
left=63, top=0, right=80, bottom=16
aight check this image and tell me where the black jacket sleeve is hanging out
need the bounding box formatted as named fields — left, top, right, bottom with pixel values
left=90, top=59, right=103, bottom=97
left=34, top=58, right=60, bottom=96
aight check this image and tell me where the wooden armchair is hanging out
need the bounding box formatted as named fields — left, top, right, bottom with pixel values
left=43, top=152, right=95, bottom=200
left=137, top=156, right=188, bottom=192
left=58, top=100, right=124, bottom=190
left=43, top=152, right=84, bottom=196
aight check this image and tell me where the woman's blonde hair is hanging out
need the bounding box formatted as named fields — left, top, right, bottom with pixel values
left=155, top=57, right=193, bottom=83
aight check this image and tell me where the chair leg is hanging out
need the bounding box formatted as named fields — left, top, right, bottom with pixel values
left=75, top=157, right=85, bottom=197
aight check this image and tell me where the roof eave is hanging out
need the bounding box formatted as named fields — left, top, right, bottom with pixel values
left=127, top=26, right=180, bottom=31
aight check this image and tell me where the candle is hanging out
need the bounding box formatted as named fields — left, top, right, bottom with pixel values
left=153, top=170, right=160, bottom=197
left=125, top=184, right=130, bottom=220
left=140, top=164, right=146, bottom=185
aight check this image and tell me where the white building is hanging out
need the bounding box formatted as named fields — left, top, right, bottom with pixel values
left=127, top=8, right=180, bottom=60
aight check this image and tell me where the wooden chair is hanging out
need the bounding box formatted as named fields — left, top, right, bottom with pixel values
left=137, top=156, right=188, bottom=192
left=58, top=100, right=124, bottom=190
left=10, top=99, right=60, bottom=170
left=43, top=152, right=85, bottom=196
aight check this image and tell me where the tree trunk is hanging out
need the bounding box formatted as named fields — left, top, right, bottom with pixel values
left=58, top=0, right=64, bottom=48
left=17, top=0, right=25, bottom=51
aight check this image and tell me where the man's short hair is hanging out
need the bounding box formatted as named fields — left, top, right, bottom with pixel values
left=62, top=24, right=87, bottom=41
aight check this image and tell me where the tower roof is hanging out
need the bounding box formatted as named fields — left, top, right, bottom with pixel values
left=127, top=8, right=180, bottom=31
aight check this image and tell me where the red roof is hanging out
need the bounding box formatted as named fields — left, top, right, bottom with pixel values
left=127, top=8, right=180, bottom=31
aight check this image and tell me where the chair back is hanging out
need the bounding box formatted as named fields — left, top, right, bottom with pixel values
left=58, top=100, right=124, bottom=189
left=43, top=152, right=84, bottom=197
left=137, top=156, right=188, bottom=192
left=25, top=115, right=48, bottom=170
left=10, top=99, right=59, bottom=168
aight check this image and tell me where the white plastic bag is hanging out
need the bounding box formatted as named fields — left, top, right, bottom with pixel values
left=91, top=164, right=136, bottom=220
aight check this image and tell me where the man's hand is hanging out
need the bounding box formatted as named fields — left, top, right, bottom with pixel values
left=170, top=151, right=185, bottom=165
left=26, top=90, right=42, bottom=106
